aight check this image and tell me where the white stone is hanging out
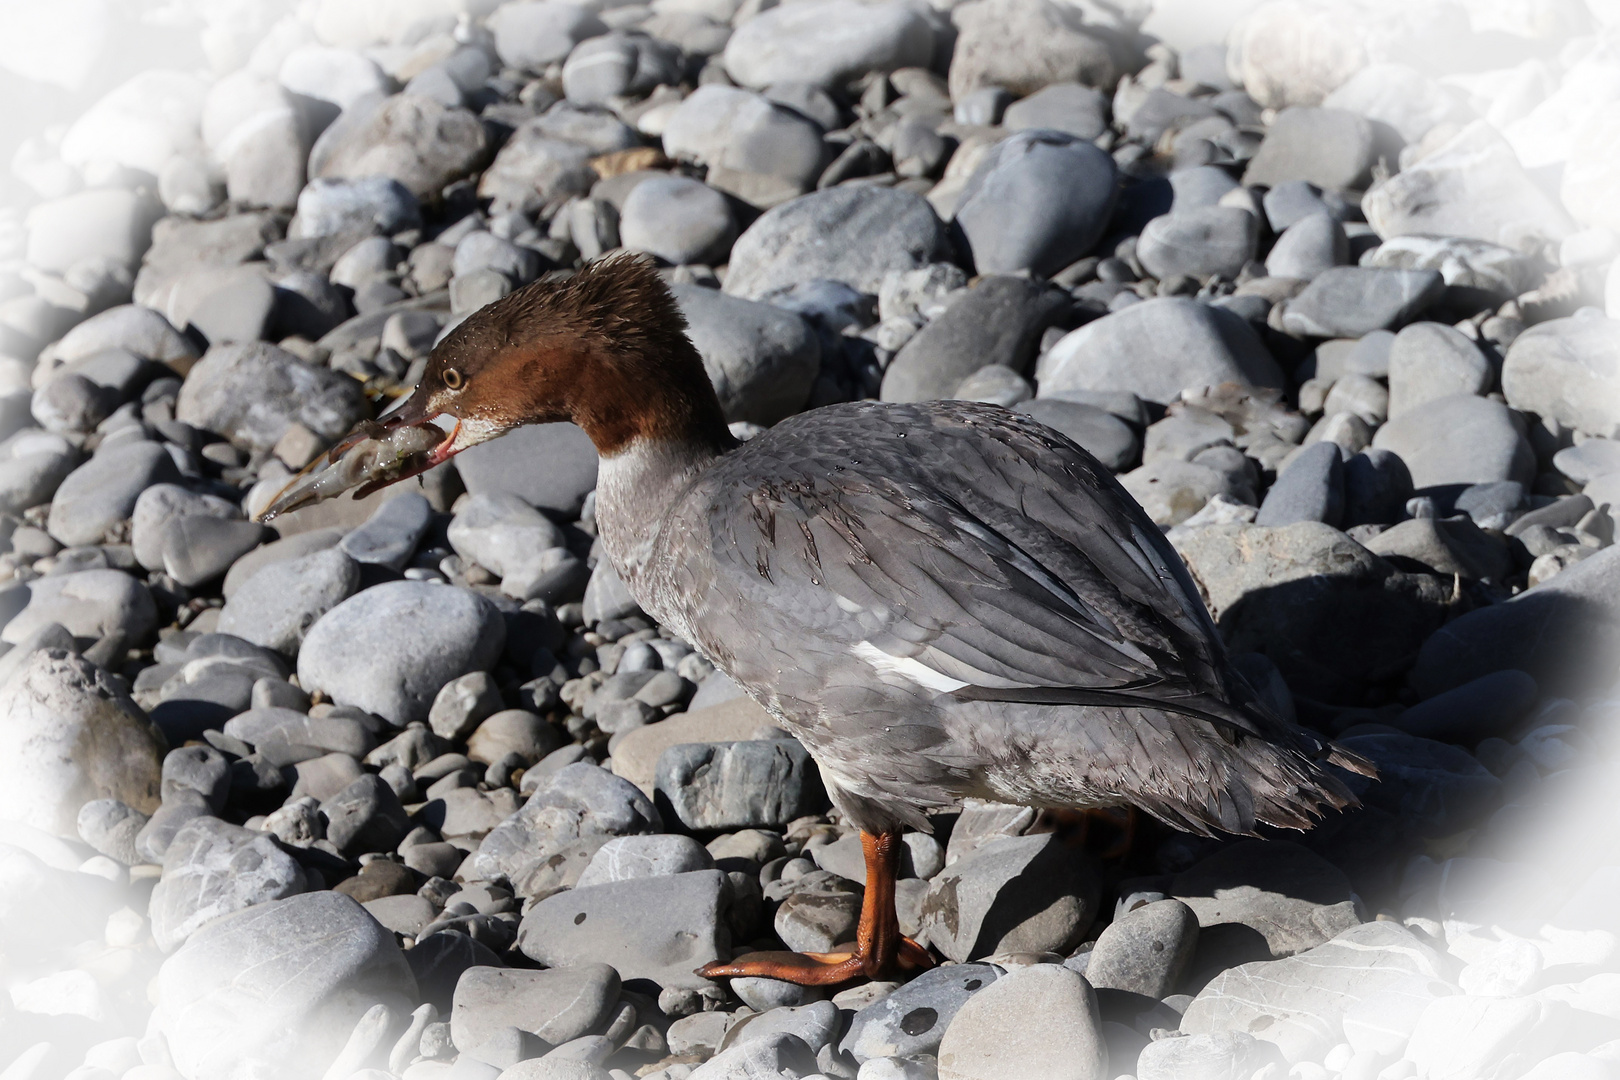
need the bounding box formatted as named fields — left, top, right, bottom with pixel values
left=1225, top=0, right=1368, bottom=109
left=279, top=45, right=393, bottom=110
left=59, top=71, right=207, bottom=178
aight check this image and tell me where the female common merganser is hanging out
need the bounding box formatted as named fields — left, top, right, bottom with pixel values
left=326, top=253, right=1370, bottom=985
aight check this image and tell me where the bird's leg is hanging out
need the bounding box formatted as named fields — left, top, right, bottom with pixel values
left=696, top=830, right=935, bottom=986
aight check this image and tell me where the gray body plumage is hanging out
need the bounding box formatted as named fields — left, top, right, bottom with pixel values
left=595, top=399, right=1357, bottom=836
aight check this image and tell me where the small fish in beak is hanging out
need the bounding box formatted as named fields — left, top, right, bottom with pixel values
left=255, top=411, right=457, bottom=522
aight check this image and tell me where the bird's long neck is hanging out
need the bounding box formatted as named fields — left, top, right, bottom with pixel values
left=573, top=339, right=737, bottom=599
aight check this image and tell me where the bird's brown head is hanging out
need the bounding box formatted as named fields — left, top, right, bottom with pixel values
left=339, top=253, right=734, bottom=488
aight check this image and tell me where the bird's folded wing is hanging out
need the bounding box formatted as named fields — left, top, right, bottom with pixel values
left=677, top=402, right=1261, bottom=735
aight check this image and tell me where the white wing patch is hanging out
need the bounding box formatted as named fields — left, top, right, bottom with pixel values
left=852, top=641, right=970, bottom=693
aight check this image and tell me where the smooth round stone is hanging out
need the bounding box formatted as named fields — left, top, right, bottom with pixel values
left=466, top=709, right=563, bottom=766
left=672, top=283, right=819, bottom=426
left=1018, top=401, right=1135, bottom=473
left=731, top=977, right=827, bottom=1013
left=163, top=517, right=272, bottom=588
left=0, top=437, right=78, bottom=515
left=1371, top=394, right=1536, bottom=490
left=1242, top=106, right=1378, bottom=192
left=953, top=364, right=1032, bottom=407
left=1342, top=448, right=1414, bottom=527
left=1256, top=441, right=1344, bottom=528
left=1554, top=438, right=1620, bottom=486
left=724, top=185, right=949, bottom=301
left=842, top=964, right=1000, bottom=1063
left=1502, top=315, right=1620, bottom=439
left=1039, top=298, right=1283, bottom=407
left=1265, top=212, right=1347, bottom=281
left=954, top=131, right=1118, bottom=279
left=52, top=303, right=198, bottom=368
left=456, top=422, right=598, bottom=519
left=1279, top=267, right=1446, bottom=339
left=3, top=568, right=157, bottom=646
left=47, top=440, right=182, bottom=547
left=661, top=85, right=826, bottom=206
left=176, top=341, right=368, bottom=453
left=730, top=1000, right=841, bottom=1055
left=562, top=32, right=681, bottom=107
left=477, top=125, right=597, bottom=216
left=489, top=1, right=612, bottom=71
left=882, top=276, right=1070, bottom=404
left=298, top=581, right=506, bottom=726
left=218, top=547, right=362, bottom=657
left=1138, top=206, right=1258, bottom=281
left=340, top=492, right=433, bottom=572
left=1394, top=669, right=1538, bottom=744
left=619, top=176, right=736, bottom=267
left=1002, top=83, right=1109, bottom=140
left=1136, top=1030, right=1284, bottom=1080
left=575, top=834, right=715, bottom=887
left=1386, top=322, right=1491, bottom=419
left=131, top=484, right=242, bottom=572
left=1084, top=898, right=1199, bottom=999
left=722, top=0, right=934, bottom=90
left=936, top=964, right=1106, bottom=1080
left=1168, top=165, right=1239, bottom=212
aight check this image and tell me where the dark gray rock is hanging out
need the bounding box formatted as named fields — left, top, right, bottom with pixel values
left=149, top=816, right=307, bottom=951
left=1086, top=898, right=1199, bottom=999
left=408, top=932, right=505, bottom=1012
left=217, top=547, right=361, bottom=656
left=723, top=186, right=950, bottom=300
left=1410, top=544, right=1620, bottom=698
left=454, top=422, right=598, bottom=519
left=1002, top=82, right=1109, bottom=140
left=620, top=176, right=736, bottom=267
left=1335, top=731, right=1502, bottom=836
left=1278, top=267, right=1445, bottom=339
left=1256, top=441, right=1343, bottom=527
left=1363, top=517, right=1511, bottom=582
left=47, top=440, right=182, bottom=547
left=842, top=963, right=1001, bottom=1063
left=1372, top=394, right=1535, bottom=490
left=451, top=964, right=621, bottom=1053
left=917, top=832, right=1098, bottom=963
left=1137, top=207, right=1258, bottom=282
left=881, top=277, right=1070, bottom=403
left=953, top=130, right=1118, bottom=278
left=340, top=491, right=432, bottom=572
left=656, top=739, right=825, bottom=831
left=1170, top=522, right=1456, bottom=703
left=320, top=773, right=411, bottom=856
left=672, top=283, right=820, bottom=426
left=297, top=582, right=506, bottom=725
left=1039, top=298, right=1283, bottom=406
left=176, top=341, right=368, bottom=453
left=466, top=762, right=661, bottom=893
left=1342, top=448, right=1413, bottom=527
left=517, top=869, right=728, bottom=987
left=1014, top=399, right=1139, bottom=471
left=1171, top=840, right=1360, bottom=958
left=156, top=891, right=417, bottom=1080
left=1394, top=669, right=1538, bottom=745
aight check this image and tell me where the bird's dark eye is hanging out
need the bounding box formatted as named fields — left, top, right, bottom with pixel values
left=442, top=368, right=463, bottom=390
